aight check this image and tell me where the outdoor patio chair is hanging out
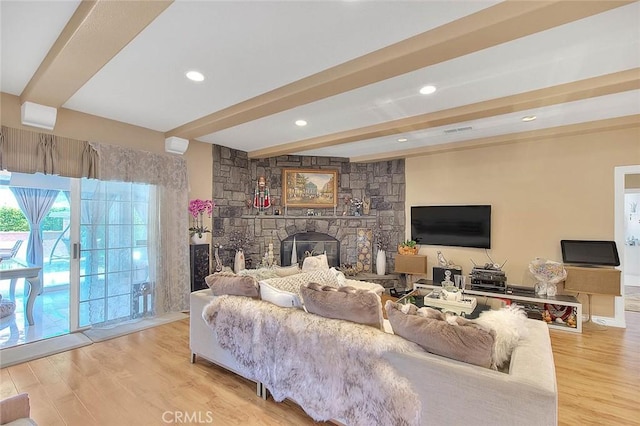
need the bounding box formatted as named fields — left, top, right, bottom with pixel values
left=0, top=240, right=22, bottom=261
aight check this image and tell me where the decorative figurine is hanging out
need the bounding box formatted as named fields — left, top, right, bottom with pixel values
left=566, top=313, right=577, bottom=328
left=253, top=176, right=271, bottom=214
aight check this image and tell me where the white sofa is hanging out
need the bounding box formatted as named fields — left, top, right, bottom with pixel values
left=190, top=289, right=557, bottom=425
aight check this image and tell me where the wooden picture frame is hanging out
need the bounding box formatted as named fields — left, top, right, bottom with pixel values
left=282, top=169, right=338, bottom=208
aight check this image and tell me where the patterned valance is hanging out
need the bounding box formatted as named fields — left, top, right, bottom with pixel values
left=90, top=142, right=187, bottom=191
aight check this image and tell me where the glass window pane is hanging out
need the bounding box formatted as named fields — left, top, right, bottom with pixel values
left=109, top=201, right=132, bottom=224
left=107, top=182, right=131, bottom=202
left=107, top=248, right=131, bottom=273
left=81, top=179, right=105, bottom=200
left=107, top=271, right=131, bottom=297
left=79, top=299, right=105, bottom=327
left=80, top=250, right=105, bottom=276
left=79, top=274, right=105, bottom=302
left=133, top=203, right=148, bottom=224
left=80, top=225, right=105, bottom=250
left=132, top=184, right=149, bottom=202
left=108, top=225, right=132, bottom=249
left=81, top=200, right=106, bottom=225
left=107, top=295, right=131, bottom=321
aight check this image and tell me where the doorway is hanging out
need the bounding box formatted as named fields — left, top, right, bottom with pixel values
left=0, top=172, right=72, bottom=348
left=614, top=166, right=640, bottom=327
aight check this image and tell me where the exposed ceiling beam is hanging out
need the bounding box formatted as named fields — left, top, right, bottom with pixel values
left=248, top=68, right=640, bottom=159
left=350, top=114, right=640, bottom=163
left=167, top=0, right=632, bottom=140
left=20, top=0, right=173, bottom=107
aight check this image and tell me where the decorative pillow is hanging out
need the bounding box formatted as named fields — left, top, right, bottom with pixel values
left=261, top=269, right=339, bottom=300
left=385, top=300, right=495, bottom=368
left=329, top=267, right=348, bottom=286
left=274, top=264, right=302, bottom=277
left=472, top=304, right=530, bottom=369
left=301, top=253, right=329, bottom=272
left=343, top=278, right=385, bottom=296
left=204, top=274, right=259, bottom=298
left=301, top=283, right=383, bottom=329
left=238, top=268, right=279, bottom=280
left=259, top=281, right=302, bottom=308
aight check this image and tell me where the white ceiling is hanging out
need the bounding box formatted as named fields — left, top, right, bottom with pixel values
left=1, top=1, right=639, bottom=160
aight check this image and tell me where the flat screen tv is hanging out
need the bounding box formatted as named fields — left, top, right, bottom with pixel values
left=560, top=240, right=620, bottom=266
left=411, top=205, right=491, bottom=249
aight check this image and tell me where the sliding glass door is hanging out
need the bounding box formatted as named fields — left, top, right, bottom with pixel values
left=76, top=179, right=153, bottom=328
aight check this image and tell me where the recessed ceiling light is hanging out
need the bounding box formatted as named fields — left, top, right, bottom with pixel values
left=185, top=71, right=205, bottom=82
left=397, top=138, right=408, bottom=142
left=522, top=115, right=537, bottom=122
left=419, top=85, right=436, bottom=95
left=295, top=120, right=307, bottom=127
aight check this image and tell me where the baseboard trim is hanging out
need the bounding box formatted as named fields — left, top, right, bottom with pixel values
left=0, top=332, right=92, bottom=368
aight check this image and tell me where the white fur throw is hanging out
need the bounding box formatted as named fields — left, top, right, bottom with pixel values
left=203, top=296, right=422, bottom=425
left=473, top=304, right=530, bottom=370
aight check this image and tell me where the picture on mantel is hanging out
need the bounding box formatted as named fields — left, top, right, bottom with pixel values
left=282, top=168, right=338, bottom=208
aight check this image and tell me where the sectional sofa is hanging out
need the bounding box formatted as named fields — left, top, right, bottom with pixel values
left=189, top=271, right=557, bottom=426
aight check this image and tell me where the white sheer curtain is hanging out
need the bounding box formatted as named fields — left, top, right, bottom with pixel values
left=91, top=143, right=189, bottom=314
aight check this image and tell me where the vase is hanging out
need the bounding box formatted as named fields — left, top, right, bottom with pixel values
left=214, top=246, right=222, bottom=272
left=376, top=249, right=386, bottom=276
left=234, top=249, right=245, bottom=273
left=191, top=234, right=207, bottom=244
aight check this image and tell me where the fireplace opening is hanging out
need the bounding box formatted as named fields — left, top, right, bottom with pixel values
left=280, top=232, right=340, bottom=268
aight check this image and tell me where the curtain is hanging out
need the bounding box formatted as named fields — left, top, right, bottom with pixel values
left=91, top=142, right=190, bottom=314
left=0, top=126, right=97, bottom=179
left=10, top=188, right=60, bottom=282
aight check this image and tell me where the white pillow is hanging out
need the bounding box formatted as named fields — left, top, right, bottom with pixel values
left=261, top=269, right=340, bottom=301
left=329, top=267, right=348, bottom=286
left=301, top=253, right=329, bottom=272
left=259, top=281, right=302, bottom=308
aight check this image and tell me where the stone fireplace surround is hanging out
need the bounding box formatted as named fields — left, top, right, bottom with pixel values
left=212, top=145, right=405, bottom=271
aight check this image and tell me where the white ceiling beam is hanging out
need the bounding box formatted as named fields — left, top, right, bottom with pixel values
left=167, top=0, right=633, bottom=141
left=247, top=69, right=640, bottom=159
left=20, top=0, right=173, bottom=107
left=349, top=115, right=640, bottom=163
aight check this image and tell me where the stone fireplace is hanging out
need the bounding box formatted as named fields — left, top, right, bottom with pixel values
left=212, top=145, right=406, bottom=272
left=281, top=232, right=340, bottom=267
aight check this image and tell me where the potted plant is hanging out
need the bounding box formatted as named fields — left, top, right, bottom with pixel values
left=188, top=199, right=214, bottom=243
left=398, top=239, right=418, bottom=255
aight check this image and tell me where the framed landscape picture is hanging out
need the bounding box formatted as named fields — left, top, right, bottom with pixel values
left=283, top=169, right=338, bottom=208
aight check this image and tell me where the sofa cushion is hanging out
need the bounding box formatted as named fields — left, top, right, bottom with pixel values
left=204, top=274, right=259, bottom=298
left=301, top=283, right=383, bottom=329
left=385, top=300, right=495, bottom=368
left=259, top=281, right=302, bottom=308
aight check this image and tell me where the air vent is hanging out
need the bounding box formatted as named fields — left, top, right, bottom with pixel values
left=443, top=126, right=473, bottom=134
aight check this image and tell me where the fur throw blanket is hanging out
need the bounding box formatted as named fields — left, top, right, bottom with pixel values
left=203, top=296, right=423, bottom=426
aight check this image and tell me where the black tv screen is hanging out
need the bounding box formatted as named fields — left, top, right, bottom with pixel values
left=411, top=205, right=491, bottom=249
left=560, top=240, right=620, bottom=266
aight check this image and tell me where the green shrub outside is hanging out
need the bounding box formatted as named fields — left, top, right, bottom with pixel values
left=0, top=206, right=68, bottom=232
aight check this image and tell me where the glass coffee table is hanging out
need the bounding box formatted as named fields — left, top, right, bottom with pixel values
left=396, top=286, right=490, bottom=319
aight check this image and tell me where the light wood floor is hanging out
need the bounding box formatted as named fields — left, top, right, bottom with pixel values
left=2, top=312, right=639, bottom=426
